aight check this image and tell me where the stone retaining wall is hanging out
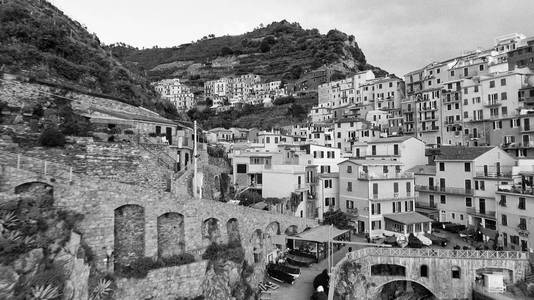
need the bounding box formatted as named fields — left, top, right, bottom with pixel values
left=114, top=259, right=208, bottom=300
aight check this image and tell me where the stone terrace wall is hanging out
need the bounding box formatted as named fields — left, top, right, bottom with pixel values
left=0, top=165, right=315, bottom=271
left=114, top=261, right=208, bottom=300
left=6, top=142, right=171, bottom=190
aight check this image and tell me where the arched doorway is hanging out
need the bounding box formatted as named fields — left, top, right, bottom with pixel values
left=226, top=218, right=241, bottom=245
left=114, top=204, right=145, bottom=269
left=202, top=218, right=221, bottom=246
left=377, top=280, right=437, bottom=300
left=157, top=212, right=185, bottom=259
left=251, top=229, right=264, bottom=264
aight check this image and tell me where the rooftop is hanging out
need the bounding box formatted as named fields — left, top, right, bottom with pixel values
left=341, top=158, right=404, bottom=166
left=407, top=165, right=436, bottom=175
left=295, top=225, right=349, bottom=243
left=435, top=146, right=495, bottom=161
left=318, top=172, right=339, bottom=179
left=383, top=212, right=433, bottom=225
left=367, top=136, right=414, bottom=144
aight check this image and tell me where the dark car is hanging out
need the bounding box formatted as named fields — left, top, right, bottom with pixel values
left=425, top=233, right=448, bottom=247
left=443, top=223, right=466, bottom=233
left=267, top=268, right=295, bottom=284
left=268, top=263, right=300, bottom=277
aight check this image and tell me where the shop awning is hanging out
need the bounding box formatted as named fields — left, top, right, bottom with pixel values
left=293, top=226, right=349, bottom=243
left=383, top=212, right=433, bottom=225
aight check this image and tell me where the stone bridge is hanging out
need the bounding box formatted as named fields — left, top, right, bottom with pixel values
left=0, top=155, right=315, bottom=271
left=329, top=247, right=530, bottom=300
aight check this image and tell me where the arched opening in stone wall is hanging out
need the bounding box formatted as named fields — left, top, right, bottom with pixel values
left=202, top=217, right=221, bottom=246
left=157, top=212, right=185, bottom=259
left=251, top=229, right=264, bottom=264
left=284, top=225, right=298, bottom=236
left=226, top=218, right=241, bottom=245
left=14, top=182, right=54, bottom=208
left=377, top=280, right=437, bottom=300
left=265, top=221, right=281, bottom=236
left=371, top=264, right=406, bottom=276
left=114, top=204, right=145, bottom=269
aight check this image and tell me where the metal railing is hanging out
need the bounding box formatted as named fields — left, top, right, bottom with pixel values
left=415, top=185, right=474, bottom=196
left=359, top=172, right=414, bottom=180
left=0, top=150, right=75, bottom=182
left=475, top=166, right=513, bottom=178
left=498, top=185, right=534, bottom=195
left=466, top=207, right=496, bottom=219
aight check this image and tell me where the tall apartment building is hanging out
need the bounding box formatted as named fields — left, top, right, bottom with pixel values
left=152, top=78, right=195, bottom=111
left=338, top=159, right=431, bottom=238
left=496, top=159, right=534, bottom=252
left=414, top=146, right=516, bottom=241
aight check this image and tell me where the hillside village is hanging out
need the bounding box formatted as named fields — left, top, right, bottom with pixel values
left=1, top=0, right=534, bottom=299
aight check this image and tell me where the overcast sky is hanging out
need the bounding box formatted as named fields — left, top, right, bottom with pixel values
left=52, top=0, right=534, bottom=76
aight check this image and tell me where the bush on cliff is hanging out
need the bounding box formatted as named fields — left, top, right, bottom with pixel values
left=116, top=253, right=196, bottom=279
left=39, top=127, right=66, bottom=147
left=202, top=242, right=245, bottom=264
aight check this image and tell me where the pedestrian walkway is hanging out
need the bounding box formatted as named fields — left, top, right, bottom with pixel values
left=270, top=235, right=368, bottom=300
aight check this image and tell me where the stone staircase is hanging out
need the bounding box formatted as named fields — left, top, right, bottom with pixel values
left=136, top=135, right=178, bottom=173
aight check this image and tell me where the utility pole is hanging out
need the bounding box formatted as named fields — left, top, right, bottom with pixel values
left=193, top=120, right=198, bottom=199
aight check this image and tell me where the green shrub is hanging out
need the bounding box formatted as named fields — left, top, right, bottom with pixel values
left=117, top=254, right=196, bottom=278
left=123, top=130, right=134, bottom=135
left=202, top=242, right=245, bottom=264
left=39, top=128, right=66, bottom=147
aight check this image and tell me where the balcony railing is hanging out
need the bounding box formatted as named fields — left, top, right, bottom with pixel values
left=421, top=126, right=439, bottom=132
left=416, top=202, right=437, bottom=209
left=501, top=141, right=534, bottom=148
left=474, top=166, right=513, bottom=179
left=498, top=185, right=534, bottom=195
left=484, top=100, right=501, bottom=107
left=415, top=185, right=474, bottom=196
left=359, top=172, right=415, bottom=180
left=466, top=207, right=496, bottom=219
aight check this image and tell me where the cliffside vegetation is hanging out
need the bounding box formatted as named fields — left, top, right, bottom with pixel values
left=110, top=20, right=388, bottom=83
left=0, top=0, right=179, bottom=119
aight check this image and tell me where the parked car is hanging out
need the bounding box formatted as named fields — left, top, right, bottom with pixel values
left=443, top=223, right=466, bottom=233
left=425, top=233, right=448, bottom=247
left=267, top=263, right=300, bottom=278
left=267, top=268, right=295, bottom=284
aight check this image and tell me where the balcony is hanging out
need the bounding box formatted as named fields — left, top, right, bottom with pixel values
left=469, top=133, right=482, bottom=139
left=517, top=224, right=529, bottom=238
left=359, top=172, right=415, bottom=180
left=521, top=125, right=533, bottom=133
left=501, top=141, right=534, bottom=149
left=421, top=126, right=439, bottom=132
left=416, top=202, right=437, bottom=209
left=466, top=207, right=496, bottom=219
left=484, top=100, right=501, bottom=107
left=420, top=106, right=438, bottom=111
left=474, top=166, right=513, bottom=179
left=497, top=185, right=534, bottom=196
left=415, top=185, right=474, bottom=196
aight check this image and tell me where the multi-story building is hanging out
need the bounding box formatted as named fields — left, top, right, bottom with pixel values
left=496, top=159, right=534, bottom=252
left=152, top=78, right=196, bottom=111
left=508, top=36, right=534, bottom=71
left=316, top=172, right=339, bottom=222
left=338, top=159, right=431, bottom=238
left=365, top=136, right=426, bottom=169
left=414, top=146, right=516, bottom=241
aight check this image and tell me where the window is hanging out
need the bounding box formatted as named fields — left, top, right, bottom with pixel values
left=502, top=214, right=507, bottom=226
left=519, top=218, right=527, bottom=230
left=501, top=78, right=506, bottom=86
left=372, top=145, right=376, bottom=155
left=383, top=166, right=389, bottom=174
left=394, top=144, right=399, bottom=155
left=347, top=165, right=352, bottom=173
left=347, top=182, right=352, bottom=192
left=406, top=182, right=412, bottom=195
left=452, top=266, right=461, bottom=279
left=490, top=80, right=495, bottom=88
left=440, top=195, right=446, bottom=204
left=325, top=179, right=332, bottom=189
left=464, top=163, right=471, bottom=172
left=501, top=92, right=507, bottom=100
left=480, top=181, right=485, bottom=191
left=237, top=164, right=247, bottom=173
left=394, top=182, right=399, bottom=193
left=439, top=162, right=445, bottom=171
left=346, top=200, right=354, bottom=209
left=499, top=195, right=507, bottom=207
left=519, top=197, right=526, bottom=210
left=465, top=197, right=472, bottom=207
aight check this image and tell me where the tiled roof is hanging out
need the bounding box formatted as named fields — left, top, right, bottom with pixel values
left=435, top=146, right=495, bottom=161
left=368, top=136, right=414, bottom=144
left=341, top=158, right=404, bottom=166
left=407, top=165, right=436, bottom=175
left=383, top=212, right=433, bottom=225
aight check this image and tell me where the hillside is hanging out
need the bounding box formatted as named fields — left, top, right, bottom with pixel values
left=188, top=96, right=316, bottom=130
left=0, top=0, right=179, bottom=119
left=110, top=20, right=388, bottom=83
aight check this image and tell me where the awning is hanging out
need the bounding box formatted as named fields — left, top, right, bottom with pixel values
left=293, top=226, right=349, bottom=243
left=383, top=212, right=433, bottom=225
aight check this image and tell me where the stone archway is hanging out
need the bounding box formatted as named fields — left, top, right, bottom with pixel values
left=202, top=217, right=221, bottom=246
left=284, top=225, right=298, bottom=236
left=251, top=229, right=264, bottom=264
left=157, top=212, right=185, bottom=259
left=226, top=218, right=241, bottom=245
left=114, top=204, right=145, bottom=269
left=374, top=280, right=438, bottom=300
left=14, top=181, right=54, bottom=207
